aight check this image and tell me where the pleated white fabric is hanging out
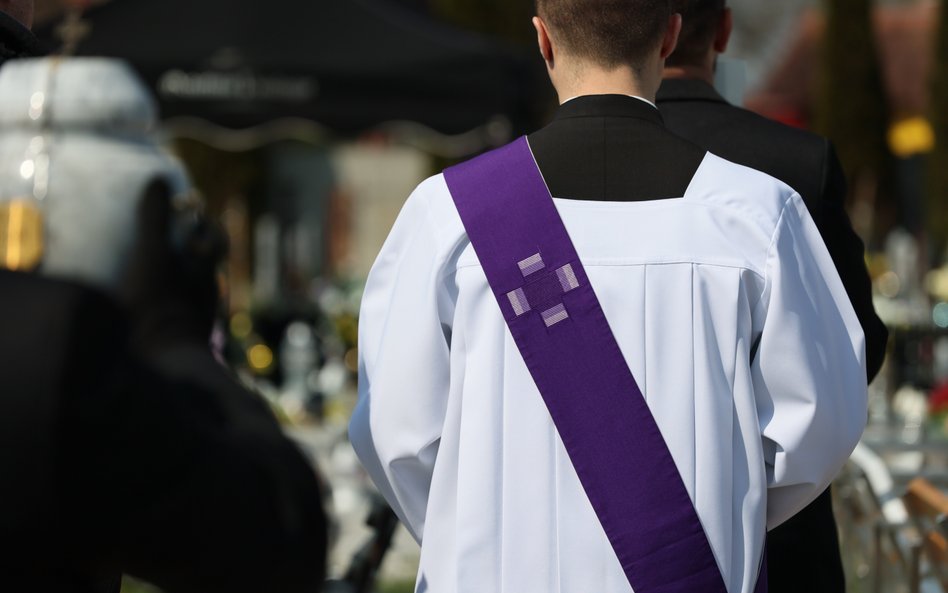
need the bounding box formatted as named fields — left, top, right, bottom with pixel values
left=350, top=152, right=867, bottom=593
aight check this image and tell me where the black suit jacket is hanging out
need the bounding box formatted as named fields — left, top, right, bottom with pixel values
left=0, top=10, right=43, bottom=62
left=0, top=271, right=327, bottom=593
left=658, top=77, right=887, bottom=593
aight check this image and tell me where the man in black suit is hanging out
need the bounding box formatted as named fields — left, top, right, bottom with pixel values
left=657, top=2, right=889, bottom=592
left=0, top=5, right=327, bottom=592
left=1, top=184, right=330, bottom=593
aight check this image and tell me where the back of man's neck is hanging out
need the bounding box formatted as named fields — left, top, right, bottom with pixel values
left=554, top=65, right=658, bottom=105
left=662, top=65, right=714, bottom=85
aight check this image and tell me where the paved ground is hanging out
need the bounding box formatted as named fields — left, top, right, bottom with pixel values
left=288, top=423, right=420, bottom=586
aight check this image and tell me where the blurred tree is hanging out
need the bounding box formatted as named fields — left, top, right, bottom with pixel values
left=172, top=140, right=265, bottom=218
left=816, top=0, right=895, bottom=242
left=427, top=0, right=535, bottom=45
left=928, top=1, right=948, bottom=254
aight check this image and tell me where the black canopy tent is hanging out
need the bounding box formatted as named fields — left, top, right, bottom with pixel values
left=36, top=0, right=546, bottom=137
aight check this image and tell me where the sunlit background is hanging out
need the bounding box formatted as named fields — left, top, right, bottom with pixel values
left=23, top=0, right=948, bottom=591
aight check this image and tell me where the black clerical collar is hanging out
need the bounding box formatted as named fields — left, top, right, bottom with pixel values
left=552, top=94, right=664, bottom=126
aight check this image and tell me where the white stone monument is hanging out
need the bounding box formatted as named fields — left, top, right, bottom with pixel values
left=0, top=57, right=196, bottom=294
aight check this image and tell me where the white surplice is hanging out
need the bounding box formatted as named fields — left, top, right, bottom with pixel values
left=350, top=152, right=868, bottom=593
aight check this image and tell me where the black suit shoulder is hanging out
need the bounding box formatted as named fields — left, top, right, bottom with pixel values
left=659, top=96, right=831, bottom=210
left=0, top=270, right=126, bottom=487
left=658, top=79, right=887, bottom=381
left=0, top=271, right=127, bottom=591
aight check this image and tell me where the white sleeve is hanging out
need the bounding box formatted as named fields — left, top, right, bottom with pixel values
left=348, top=182, right=453, bottom=543
left=752, top=193, right=868, bottom=530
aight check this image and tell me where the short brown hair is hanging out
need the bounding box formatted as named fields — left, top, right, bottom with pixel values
left=666, top=0, right=726, bottom=67
left=536, top=0, right=673, bottom=70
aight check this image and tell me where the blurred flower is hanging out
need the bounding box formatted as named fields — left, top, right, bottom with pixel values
left=929, top=382, right=948, bottom=417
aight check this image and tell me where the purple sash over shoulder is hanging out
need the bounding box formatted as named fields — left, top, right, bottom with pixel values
left=444, top=137, right=765, bottom=593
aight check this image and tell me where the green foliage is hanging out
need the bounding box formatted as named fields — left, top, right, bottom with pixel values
left=427, top=0, right=535, bottom=45
left=377, top=580, right=418, bottom=593
left=120, top=577, right=164, bottom=593
left=816, top=0, right=894, bottom=226
left=119, top=576, right=416, bottom=593
left=172, top=139, right=266, bottom=218
left=928, top=1, right=948, bottom=252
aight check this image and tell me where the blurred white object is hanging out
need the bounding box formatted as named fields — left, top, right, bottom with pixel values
left=0, top=57, right=193, bottom=294
left=714, top=57, right=747, bottom=107
left=892, top=384, right=928, bottom=445
left=318, top=358, right=348, bottom=398
left=280, top=320, right=319, bottom=417
left=888, top=229, right=921, bottom=300
left=726, top=0, right=808, bottom=92
left=850, top=442, right=910, bottom=525
left=875, top=228, right=932, bottom=327
left=893, top=385, right=929, bottom=425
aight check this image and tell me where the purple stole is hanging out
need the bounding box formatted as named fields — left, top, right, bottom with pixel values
left=443, top=137, right=766, bottom=593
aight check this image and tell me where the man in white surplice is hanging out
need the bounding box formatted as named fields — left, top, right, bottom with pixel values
left=349, top=1, right=868, bottom=592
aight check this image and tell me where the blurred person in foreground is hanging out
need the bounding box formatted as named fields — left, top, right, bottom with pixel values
left=657, top=2, right=888, bottom=591
left=0, top=0, right=39, bottom=59
left=0, top=6, right=326, bottom=593
left=350, top=0, right=868, bottom=592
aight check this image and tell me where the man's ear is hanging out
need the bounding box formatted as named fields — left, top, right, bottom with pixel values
left=533, top=16, right=554, bottom=66
left=660, top=13, right=682, bottom=60
left=713, top=7, right=733, bottom=54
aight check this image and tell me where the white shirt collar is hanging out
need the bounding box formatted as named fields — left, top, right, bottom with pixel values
left=561, top=94, right=657, bottom=109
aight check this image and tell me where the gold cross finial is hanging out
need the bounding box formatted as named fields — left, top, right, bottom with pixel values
left=56, top=1, right=93, bottom=57
left=0, top=200, right=45, bottom=272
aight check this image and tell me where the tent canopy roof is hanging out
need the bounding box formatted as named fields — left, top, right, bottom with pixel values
left=37, top=0, right=543, bottom=134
